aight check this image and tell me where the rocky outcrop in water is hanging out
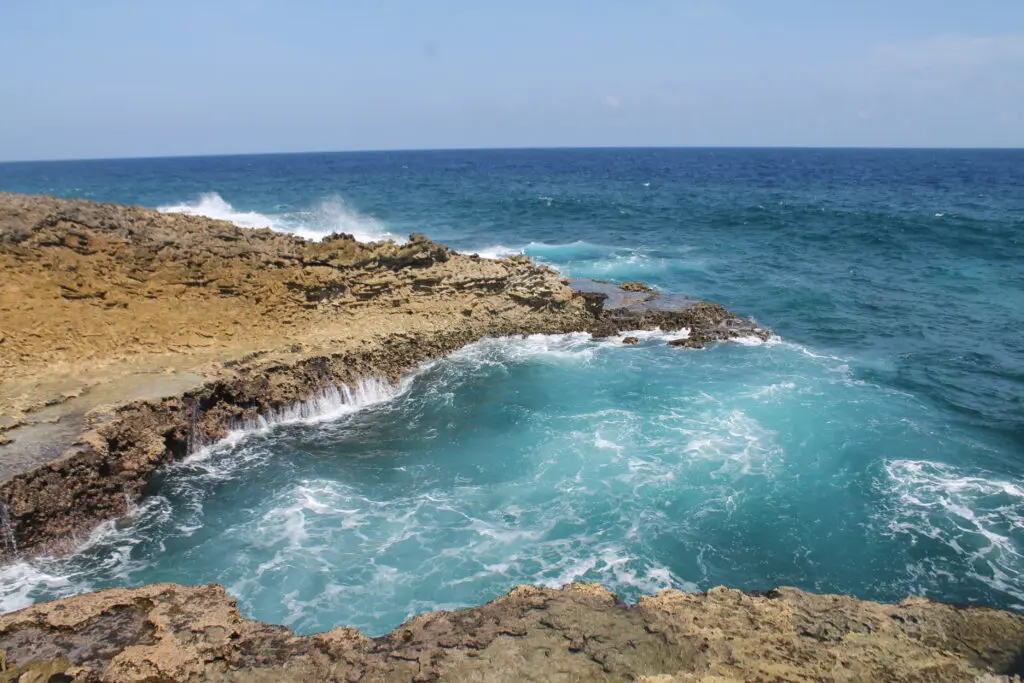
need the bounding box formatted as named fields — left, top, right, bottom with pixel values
left=2, top=582, right=1022, bottom=682
left=618, top=280, right=658, bottom=294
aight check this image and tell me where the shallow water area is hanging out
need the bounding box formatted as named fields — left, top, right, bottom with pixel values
left=568, top=278, right=696, bottom=311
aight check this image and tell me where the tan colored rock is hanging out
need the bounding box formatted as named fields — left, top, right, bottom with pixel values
left=0, top=193, right=768, bottom=558
left=618, top=280, right=657, bottom=294
left=1, top=583, right=1022, bottom=682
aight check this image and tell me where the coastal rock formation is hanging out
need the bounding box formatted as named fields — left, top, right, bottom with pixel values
left=2, top=582, right=1022, bottom=682
left=6, top=193, right=1019, bottom=683
left=0, top=193, right=766, bottom=559
left=618, top=280, right=658, bottom=294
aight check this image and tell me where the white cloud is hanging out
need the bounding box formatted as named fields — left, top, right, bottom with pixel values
left=605, top=94, right=621, bottom=108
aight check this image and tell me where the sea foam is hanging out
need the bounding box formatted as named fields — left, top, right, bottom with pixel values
left=158, top=193, right=401, bottom=243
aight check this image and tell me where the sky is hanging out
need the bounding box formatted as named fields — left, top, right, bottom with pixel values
left=2, top=1, right=1023, bottom=160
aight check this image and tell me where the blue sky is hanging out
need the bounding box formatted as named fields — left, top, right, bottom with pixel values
left=2, top=1, right=1023, bottom=160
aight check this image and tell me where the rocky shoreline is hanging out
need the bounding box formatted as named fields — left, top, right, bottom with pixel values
left=1, top=193, right=1021, bottom=682
left=0, top=193, right=764, bottom=559
left=3, top=581, right=1024, bottom=682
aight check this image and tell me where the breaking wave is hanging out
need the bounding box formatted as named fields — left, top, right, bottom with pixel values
left=158, top=193, right=402, bottom=243
left=471, top=240, right=705, bottom=282
left=880, top=459, right=1024, bottom=606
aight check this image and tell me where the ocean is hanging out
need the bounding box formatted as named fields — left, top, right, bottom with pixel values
left=1, top=148, right=1022, bottom=636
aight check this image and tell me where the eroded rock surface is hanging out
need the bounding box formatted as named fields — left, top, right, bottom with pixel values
left=0, top=193, right=766, bottom=559
left=1, top=583, right=1022, bottom=682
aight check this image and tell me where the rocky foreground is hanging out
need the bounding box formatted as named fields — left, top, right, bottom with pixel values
left=0, top=193, right=1021, bottom=682
left=3, top=582, right=1024, bottom=682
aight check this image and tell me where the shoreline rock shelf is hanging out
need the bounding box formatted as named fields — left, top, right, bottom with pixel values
left=0, top=193, right=1019, bottom=682
left=2, top=582, right=1023, bottom=682
left=0, top=193, right=766, bottom=560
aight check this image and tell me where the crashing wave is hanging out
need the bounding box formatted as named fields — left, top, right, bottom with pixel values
left=158, top=193, right=401, bottom=243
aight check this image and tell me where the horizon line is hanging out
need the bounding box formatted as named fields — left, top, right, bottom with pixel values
left=2, top=143, right=1023, bottom=165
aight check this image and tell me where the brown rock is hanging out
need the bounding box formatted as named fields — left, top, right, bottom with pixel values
left=0, top=192, right=770, bottom=559
left=622, top=336, right=639, bottom=344
left=0, top=583, right=1021, bottom=682
left=668, top=336, right=703, bottom=349
left=618, top=280, right=656, bottom=293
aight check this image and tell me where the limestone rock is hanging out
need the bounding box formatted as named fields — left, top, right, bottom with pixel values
left=618, top=280, right=657, bottom=294
left=0, top=583, right=1021, bottom=682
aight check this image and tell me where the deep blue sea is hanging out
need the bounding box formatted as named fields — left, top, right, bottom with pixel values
left=1, top=148, right=1023, bottom=636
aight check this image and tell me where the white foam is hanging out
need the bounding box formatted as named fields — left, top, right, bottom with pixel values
left=158, top=192, right=276, bottom=229
left=743, top=381, right=797, bottom=400
left=295, top=197, right=402, bottom=243
left=0, top=495, right=178, bottom=614
left=671, top=408, right=781, bottom=479
left=185, top=377, right=409, bottom=465
left=594, top=432, right=622, bottom=451
left=883, top=459, right=1024, bottom=603
left=248, top=378, right=402, bottom=428
left=538, top=555, right=598, bottom=588
left=474, top=245, right=521, bottom=259
left=158, top=193, right=401, bottom=243
left=0, top=562, right=76, bottom=613
left=449, top=329, right=718, bottom=366
left=532, top=543, right=694, bottom=597
left=729, top=335, right=771, bottom=347
left=606, top=328, right=682, bottom=345
left=725, top=334, right=850, bottom=362
left=448, top=332, right=600, bottom=366
left=472, top=240, right=596, bottom=261
left=886, top=460, right=1024, bottom=498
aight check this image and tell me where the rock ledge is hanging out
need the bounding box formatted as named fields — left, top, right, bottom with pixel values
left=2, top=582, right=1022, bottom=682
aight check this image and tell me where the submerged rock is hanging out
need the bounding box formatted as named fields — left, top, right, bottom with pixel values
left=618, top=280, right=658, bottom=294
left=668, top=336, right=702, bottom=349
left=622, top=336, right=639, bottom=345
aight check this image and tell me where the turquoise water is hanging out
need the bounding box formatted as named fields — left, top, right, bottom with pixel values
left=1, top=149, right=1022, bottom=635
